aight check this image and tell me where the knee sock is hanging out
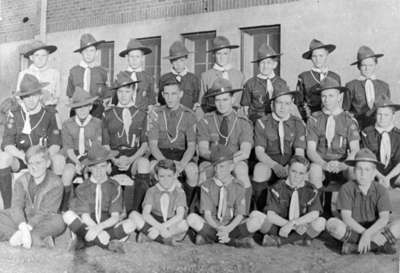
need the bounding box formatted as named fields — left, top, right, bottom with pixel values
left=251, top=181, right=269, bottom=211
left=0, top=168, right=12, bottom=209
left=123, top=185, right=135, bottom=214
left=131, top=173, right=151, bottom=213
left=197, top=222, right=218, bottom=243
left=68, top=218, right=88, bottom=239
left=110, top=224, right=128, bottom=241
left=279, top=233, right=305, bottom=245
left=139, top=222, right=164, bottom=244
left=182, top=183, right=198, bottom=213
left=244, top=187, right=252, bottom=215
left=229, top=222, right=252, bottom=239
left=382, top=227, right=397, bottom=245
left=341, top=227, right=361, bottom=244
left=60, top=185, right=72, bottom=212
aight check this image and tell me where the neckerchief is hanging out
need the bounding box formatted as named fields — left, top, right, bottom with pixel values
left=272, top=112, right=290, bottom=155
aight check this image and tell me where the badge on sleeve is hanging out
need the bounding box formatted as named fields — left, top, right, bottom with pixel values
left=53, top=129, right=60, bottom=135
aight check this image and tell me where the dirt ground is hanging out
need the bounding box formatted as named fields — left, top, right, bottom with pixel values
left=0, top=190, right=400, bottom=273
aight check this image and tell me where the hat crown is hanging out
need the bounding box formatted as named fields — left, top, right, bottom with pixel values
left=212, top=36, right=231, bottom=49
left=71, top=87, right=95, bottom=103
left=309, top=39, right=324, bottom=50
left=86, top=143, right=111, bottom=163
left=210, top=144, right=234, bottom=163
left=211, top=78, right=233, bottom=92
left=319, top=77, right=342, bottom=91
left=257, top=43, right=278, bottom=59
left=357, top=45, right=376, bottom=60
left=271, top=82, right=291, bottom=99
left=19, top=74, right=43, bottom=94
left=168, top=41, right=189, bottom=58
left=161, top=74, right=180, bottom=87
left=115, top=71, right=133, bottom=86
left=126, top=39, right=145, bottom=51
left=29, top=40, right=47, bottom=51
left=80, top=33, right=97, bottom=48
left=354, top=148, right=378, bottom=162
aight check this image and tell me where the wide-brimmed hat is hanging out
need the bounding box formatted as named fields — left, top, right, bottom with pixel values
left=23, top=40, right=57, bottom=58
left=251, top=43, right=282, bottom=63
left=119, top=38, right=152, bottom=57
left=302, top=39, right=336, bottom=60
left=207, top=36, right=239, bottom=53
left=160, top=73, right=181, bottom=89
left=164, top=41, right=191, bottom=60
left=82, top=143, right=119, bottom=167
left=15, top=74, right=49, bottom=97
left=270, top=82, right=298, bottom=101
left=211, top=144, right=234, bottom=165
left=345, top=148, right=382, bottom=167
left=312, top=77, right=348, bottom=94
left=67, top=87, right=98, bottom=108
left=74, top=33, right=105, bottom=53
left=350, top=45, right=384, bottom=66
left=375, top=98, right=400, bottom=112
left=110, top=71, right=140, bottom=90
left=203, top=78, right=242, bottom=98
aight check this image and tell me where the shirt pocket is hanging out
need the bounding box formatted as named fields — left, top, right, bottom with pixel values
left=331, top=127, right=348, bottom=154
left=265, top=129, right=280, bottom=154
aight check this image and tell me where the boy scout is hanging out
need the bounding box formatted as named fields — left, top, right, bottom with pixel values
left=306, top=77, right=360, bottom=190
left=148, top=75, right=198, bottom=210
left=103, top=71, right=151, bottom=213
left=159, top=41, right=200, bottom=111
left=197, top=78, right=253, bottom=212
left=200, top=36, right=245, bottom=113
left=343, top=46, right=391, bottom=130
left=326, top=148, right=400, bottom=255
left=63, top=144, right=136, bottom=253
left=0, top=74, right=62, bottom=209
left=240, top=43, right=287, bottom=122
left=117, top=38, right=156, bottom=110
left=187, top=145, right=256, bottom=247
left=129, top=160, right=188, bottom=245
left=17, top=40, right=60, bottom=107
left=246, top=156, right=325, bottom=247
left=252, top=83, right=306, bottom=210
left=61, top=88, right=103, bottom=211
left=297, top=39, right=341, bottom=121
left=66, top=33, right=107, bottom=118
left=361, top=99, right=400, bottom=188
left=0, top=145, right=65, bottom=249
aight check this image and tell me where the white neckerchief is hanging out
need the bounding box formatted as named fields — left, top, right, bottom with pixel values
left=359, top=75, right=377, bottom=109
left=214, top=177, right=231, bottom=222
left=257, top=71, right=275, bottom=98
left=213, top=63, right=232, bottom=80
left=156, top=183, right=177, bottom=222
left=75, top=115, right=92, bottom=156
left=285, top=179, right=305, bottom=221
left=272, top=112, right=290, bottom=155
left=80, top=61, right=95, bottom=92
left=376, top=125, right=394, bottom=168
left=322, top=107, right=343, bottom=149
left=29, top=64, right=49, bottom=74
left=117, top=102, right=135, bottom=143
left=127, top=66, right=143, bottom=82
left=311, top=67, right=329, bottom=81
left=171, top=67, right=188, bottom=82
left=90, top=177, right=104, bottom=224
left=21, top=104, right=42, bottom=135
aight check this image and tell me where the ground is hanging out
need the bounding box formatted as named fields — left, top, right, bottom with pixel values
left=0, top=190, right=399, bottom=273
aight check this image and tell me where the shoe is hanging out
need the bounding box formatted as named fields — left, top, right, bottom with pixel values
left=67, top=237, right=85, bottom=252
left=195, top=234, right=207, bottom=245
left=137, top=233, right=151, bottom=243
left=9, top=230, right=23, bottom=247
left=108, top=240, right=125, bottom=254
left=262, top=234, right=279, bottom=247
left=20, top=228, right=32, bottom=249
left=376, top=243, right=397, bottom=255
left=341, top=242, right=358, bottom=255
left=162, top=237, right=177, bottom=246
left=232, top=237, right=256, bottom=248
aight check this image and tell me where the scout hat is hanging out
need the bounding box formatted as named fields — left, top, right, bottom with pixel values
left=160, top=73, right=181, bottom=88
left=164, top=41, right=191, bottom=60
left=207, top=36, right=239, bottom=53
left=313, top=77, right=348, bottom=93
left=203, top=78, right=242, bottom=98
left=23, top=40, right=57, bottom=58
left=302, top=39, right=336, bottom=60
left=67, top=87, right=98, bottom=108
left=119, top=38, right=152, bottom=57
left=345, top=148, right=382, bottom=167
left=74, top=33, right=105, bottom=53
left=375, top=98, right=400, bottom=112
left=110, top=71, right=140, bottom=90
left=270, top=82, right=298, bottom=101
left=210, top=144, right=234, bottom=165
left=251, top=43, right=282, bottom=63
left=350, top=45, right=384, bottom=66
left=82, top=142, right=119, bottom=167
left=15, top=74, right=49, bottom=97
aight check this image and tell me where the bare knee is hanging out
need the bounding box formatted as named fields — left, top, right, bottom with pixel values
left=311, top=217, right=326, bottom=233
left=0, top=151, right=13, bottom=169
left=253, top=163, right=272, bottom=182
left=51, top=154, right=66, bottom=176
left=62, top=164, right=76, bottom=186
left=234, top=161, right=250, bottom=187
left=247, top=210, right=266, bottom=232
left=136, top=157, right=150, bottom=174
left=309, top=163, right=324, bottom=189
left=120, top=219, right=136, bottom=234
left=186, top=213, right=204, bottom=231
left=326, top=217, right=346, bottom=239
left=62, top=210, right=78, bottom=225
left=129, top=211, right=145, bottom=229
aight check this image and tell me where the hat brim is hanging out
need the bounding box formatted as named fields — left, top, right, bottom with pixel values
left=270, top=90, right=299, bottom=101
left=376, top=103, right=400, bottom=112
left=119, top=47, right=152, bottom=57
left=212, top=156, right=234, bottom=166
left=251, top=53, right=282, bottom=63
left=24, top=45, right=57, bottom=58
left=345, top=158, right=383, bottom=167
left=14, top=82, right=49, bottom=97
left=350, top=54, right=384, bottom=66
left=110, top=80, right=140, bottom=90
left=163, top=52, right=192, bottom=60
left=73, top=40, right=105, bottom=53
left=67, top=96, right=98, bottom=109
left=203, top=88, right=242, bottom=98
left=313, top=85, right=348, bottom=94
left=82, top=150, right=119, bottom=167
left=207, top=45, right=239, bottom=53
left=302, top=44, right=336, bottom=60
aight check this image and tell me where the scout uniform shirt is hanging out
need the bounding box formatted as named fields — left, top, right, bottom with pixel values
left=306, top=111, right=360, bottom=161
left=2, top=106, right=61, bottom=151
left=148, top=105, right=197, bottom=161
left=158, top=71, right=200, bottom=110
left=123, top=69, right=156, bottom=109
left=66, top=64, right=108, bottom=99
left=197, top=110, right=253, bottom=155
left=241, top=75, right=287, bottom=122
left=265, top=180, right=322, bottom=219
left=200, top=177, right=246, bottom=225
left=254, top=114, right=306, bottom=166
left=337, top=181, right=392, bottom=225
left=343, top=79, right=391, bottom=129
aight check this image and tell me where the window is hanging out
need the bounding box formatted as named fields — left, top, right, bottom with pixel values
left=182, top=31, right=216, bottom=79
left=98, top=41, right=115, bottom=85
left=137, top=36, right=161, bottom=93
left=19, top=54, right=32, bottom=71
left=240, top=25, right=281, bottom=78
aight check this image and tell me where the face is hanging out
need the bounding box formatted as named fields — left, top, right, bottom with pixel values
left=359, top=57, right=377, bottom=78
left=117, top=86, right=134, bottom=106
left=75, top=105, right=92, bottom=119
left=287, top=162, right=308, bottom=187
left=27, top=153, right=50, bottom=179
left=273, top=94, right=292, bottom=118
left=354, top=161, right=376, bottom=186
left=215, top=160, right=234, bottom=181
left=171, top=57, right=187, bottom=73
left=376, top=107, right=395, bottom=128
left=215, top=48, right=231, bottom=67
left=259, top=58, right=277, bottom=75
left=127, top=50, right=144, bottom=69
left=156, top=168, right=176, bottom=189
left=90, top=161, right=109, bottom=181
left=215, top=93, right=234, bottom=115
left=321, top=89, right=342, bottom=111
left=311, top=48, right=329, bottom=69
left=29, top=49, right=49, bottom=69
left=163, top=85, right=183, bottom=109
left=22, top=93, right=41, bottom=111
left=81, top=46, right=97, bottom=64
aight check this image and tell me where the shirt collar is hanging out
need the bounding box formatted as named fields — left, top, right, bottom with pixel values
left=80, top=60, right=95, bottom=69
left=322, top=107, right=343, bottom=116
left=311, top=67, right=329, bottom=74
left=171, top=67, right=188, bottom=77
left=257, top=71, right=275, bottom=80
left=216, top=110, right=235, bottom=121
left=359, top=75, right=377, bottom=81
left=354, top=180, right=377, bottom=196
left=284, top=178, right=305, bottom=190
left=126, top=66, right=143, bottom=73
left=375, top=125, right=394, bottom=134
left=29, top=64, right=49, bottom=73
left=156, top=182, right=178, bottom=193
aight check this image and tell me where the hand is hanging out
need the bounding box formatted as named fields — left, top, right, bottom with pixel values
left=380, top=176, right=391, bottom=189
left=75, top=163, right=84, bottom=175
left=85, top=225, right=103, bottom=242
left=294, top=224, right=308, bottom=235
left=272, top=163, right=288, bottom=178
left=279, top=222, right=294, bottom=238
left=116, top=156, right=132, bottom=171
left=326, top=161, right=340, bottom=173
left=159, top=226, right=172, bottom=238
left=174, top=161, right=185, bottom=175
left=233, top=151, right=244, bottom=163
left=192, top=103, right=200, bottom=111
left=358, top=231, right=372, bottom=254
left=217, top=226, right=231, bottom=243
left=337, top=162, right=348, bottom=172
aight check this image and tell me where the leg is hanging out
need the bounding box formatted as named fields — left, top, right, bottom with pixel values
left=234, top=161, right=252, bottom=214
left=246, top=210, right=270, bottom=233
left=51, top=153, right=66, bottom=176
left=186, top=213, right=217, bottom=243
left=198, top=161, right=213, bottom=185
left=0, top=151, right=15, bottom=209
left=326, top=217, right=360, bottom=254
left=309, top=163, right=325, bottom=189
left=307, top=217, right=326, bottom=238
left=130, top=158, right=151, bottom=213
left=60, top=164, right=76, bottom=212
left=167, top=219, right=189, bottom=238
left=183, top=162, right=199, bottom=212
left=252, top=163, right=272, bottom=210
left=0, top=209, right=19, bottom=242
left=31, top=214, right=66, bottom=247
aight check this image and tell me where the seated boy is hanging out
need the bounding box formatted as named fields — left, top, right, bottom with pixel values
left=326, top=148, right=400, bottom=255
left=63, top=143, right=136, bottom=253
left=129, top=160, right=188, bottom=245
